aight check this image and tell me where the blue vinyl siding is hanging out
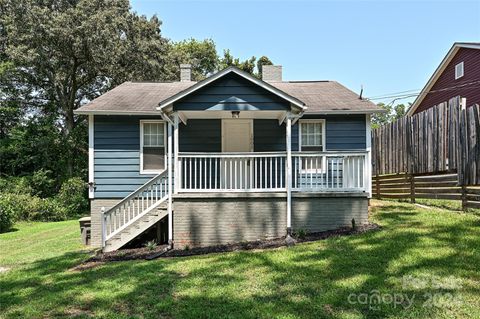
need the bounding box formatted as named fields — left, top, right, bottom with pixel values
left=297, top=114, right=366, bottom=150
left=253, top=115, right=366, bottom=152
left=179, top=120, right=221, bottom=152
left=92, top=114, right=365, bottom=198
left=94, top=115, right=159, bottom=198
left=173, top=73, right=290, bottom=111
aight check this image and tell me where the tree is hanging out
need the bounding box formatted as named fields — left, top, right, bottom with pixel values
left=218, top=50, right=272, bottom=78
left=371, top=102, right=408, bottom=129
left=166, top=38, right=218, bottom=81
left=1, top=0, right=170, bottom=175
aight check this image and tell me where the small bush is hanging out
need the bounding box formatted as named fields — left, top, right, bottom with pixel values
left=30, top=198, right=67, bottom=222
left=295, top=229, right=308, bottom=240
left=30, top=169, right=56, bottom=198
left=145, top=240, right=157, bottom=251
left=56, top=177, right=88, bottom=217
left=0, top=193, right=17, bottom=232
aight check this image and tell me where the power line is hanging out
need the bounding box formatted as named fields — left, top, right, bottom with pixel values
left=365, top=80, right=480, bottom=102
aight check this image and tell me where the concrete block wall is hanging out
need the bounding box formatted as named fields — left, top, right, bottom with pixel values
left=173, top=195, right=287, bottom=248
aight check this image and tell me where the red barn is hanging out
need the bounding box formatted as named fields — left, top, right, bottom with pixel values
left=407, top=42, right=480, bottom=116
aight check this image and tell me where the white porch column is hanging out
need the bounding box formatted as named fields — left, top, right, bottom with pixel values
left=167, top=121, right=173, bottom=245
left=365, top=114, right=372, bottom=198
left=88, top=114, right=95, bottom=199
left=286, top=115, right=292, bottom=234
left=173, top=113, right=179, bottom=194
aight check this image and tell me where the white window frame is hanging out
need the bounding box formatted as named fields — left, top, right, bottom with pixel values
left=455, top=62, right=464, bottom=80
left=298, top=119, right=326, bottom=173
left=140, top=120, right=167, bottom=174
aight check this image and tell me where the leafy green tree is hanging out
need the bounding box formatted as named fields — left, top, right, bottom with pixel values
left=0, top=0, right=169, bottom=175
left=371, top=102, right=408, bottom=129
left=218, top=50, right=272, bottom=78
left=256, top=56, right=273, bottom=78
left=166, top=38, right=218, bottom=81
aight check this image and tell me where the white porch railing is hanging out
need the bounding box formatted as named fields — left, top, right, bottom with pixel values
left=101, top=171, right=169, bottom=247
left=177, top=151, right=367, bottom=192
left=292, top=152, right=367, bottom=191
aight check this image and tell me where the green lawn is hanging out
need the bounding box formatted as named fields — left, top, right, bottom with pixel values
left=0, top=201, right=479, bottom=319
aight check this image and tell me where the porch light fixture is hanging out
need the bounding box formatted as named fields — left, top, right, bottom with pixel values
left=231, top=111, right=240, bottom=118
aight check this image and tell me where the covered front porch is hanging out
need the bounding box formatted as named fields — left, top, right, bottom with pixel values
left=166, top=109, right=370, bottom=195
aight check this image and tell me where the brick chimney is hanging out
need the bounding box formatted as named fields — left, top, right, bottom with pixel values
left=262, top=65, right=282, bottom=82
left=180, top=64, right=192, bottom=82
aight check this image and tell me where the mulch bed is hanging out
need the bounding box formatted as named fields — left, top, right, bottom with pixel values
left=80, top=223, right=380, bottom=266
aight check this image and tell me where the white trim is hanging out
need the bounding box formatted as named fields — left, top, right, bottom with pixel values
left=173, top=113, right=179, bottom=193
left=303, top=110, right=386, bottom=115
left=157, top=66, right=306, bottom=112
left=167, top=123, right=173, bottom=244
left=286, top=115, right=292, bottom=231
left=299, top=119, right=327, bottom=173
left=407, top=42, right=480, bottom=116
left=74, top=110, right=161, bottom=115
left=365, top=114, right=372, bottom=198
left=88, top=115, right=95, bottom=199
left=221, top=119, right=254, bottom=152
left=455, top=61, right=464, bottom=80
left=139, top=119, right=167, bottom=175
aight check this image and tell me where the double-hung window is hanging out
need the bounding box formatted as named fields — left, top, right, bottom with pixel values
left=300, top=120, right=325, bottom=151
left=140, top=120, right=166, bottom=174
left=299, top=120, right=326, bottom=173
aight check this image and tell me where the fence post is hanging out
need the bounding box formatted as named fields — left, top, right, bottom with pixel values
left=461, top=185, right=467, bottom=211
left=375, top=175, right=380, bottom=199
left=409, top=173, right=415, bottom=203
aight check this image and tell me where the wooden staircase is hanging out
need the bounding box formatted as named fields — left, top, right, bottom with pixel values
left=101, top=171, right=171, bottom=252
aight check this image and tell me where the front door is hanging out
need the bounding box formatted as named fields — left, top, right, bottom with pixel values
left=221, top=119, right=253, bottom=189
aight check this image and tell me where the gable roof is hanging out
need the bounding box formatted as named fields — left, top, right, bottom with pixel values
left=407, top=42, right=480, bottom=116
left=75, top=67, right=383, bottom=115
left=157, top=66, right=306, bottom=112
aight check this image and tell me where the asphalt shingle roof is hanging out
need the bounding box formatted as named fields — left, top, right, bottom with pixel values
left=75, top=79, right=382, bottom=114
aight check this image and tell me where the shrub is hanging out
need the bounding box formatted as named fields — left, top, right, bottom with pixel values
left=30, top=198, right=67, bottom=222
left=56, top=177, right=88, bottom=217
left=295, top=229, right=308, bottom=240
left=145, top=240, right=157, bottom=251
left=0, top=193, right=17, bottom=232
left=0, top=177, right=33, bottom=195
left=30, top=169, right=56, bottom=198
left=0, top=192, right=39, bottom=221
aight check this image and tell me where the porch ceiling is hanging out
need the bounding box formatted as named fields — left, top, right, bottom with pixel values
left=178, top=110, right=287, bottom=122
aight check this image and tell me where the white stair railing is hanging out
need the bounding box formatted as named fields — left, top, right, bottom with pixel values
left=101, top=170, right=169, bottom=248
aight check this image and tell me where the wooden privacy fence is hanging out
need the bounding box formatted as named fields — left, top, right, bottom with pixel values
left=371, top=96, right=480, bottom=210
left=372, top=172, right=480, bottom=210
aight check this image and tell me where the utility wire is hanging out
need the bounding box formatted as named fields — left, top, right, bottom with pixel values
left=365, top=80, right=480, bottom=102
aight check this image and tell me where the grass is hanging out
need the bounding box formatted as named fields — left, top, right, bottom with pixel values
left=0, top=200, right=479, bottom=319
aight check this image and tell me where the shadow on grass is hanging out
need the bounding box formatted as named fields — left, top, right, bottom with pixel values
left=1, top=204, right=479, bottom=318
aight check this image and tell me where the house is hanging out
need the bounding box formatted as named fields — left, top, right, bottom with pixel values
left=75, top=65, right=384, bottom=252
left=407, top=42, right=480, bottom=115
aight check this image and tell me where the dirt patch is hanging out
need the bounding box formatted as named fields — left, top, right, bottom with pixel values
left=89, top=244, right=169, bottom=262
left=75, top=223, right=380, bottom=268
left=163, top=223, right=380, bottom=257
left=0, top=266, right=10, bottom=274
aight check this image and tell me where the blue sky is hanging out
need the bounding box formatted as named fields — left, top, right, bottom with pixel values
left=130, top=0, right=480, bottom=105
